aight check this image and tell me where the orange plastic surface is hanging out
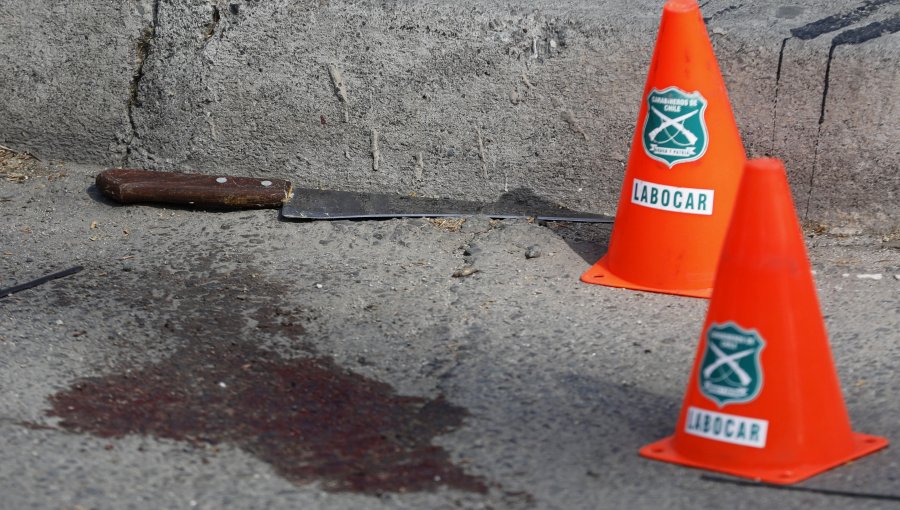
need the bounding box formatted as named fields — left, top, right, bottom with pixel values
left=582, top=0, right=746, bottom=296
left=640, top=158, right=889, bottom=484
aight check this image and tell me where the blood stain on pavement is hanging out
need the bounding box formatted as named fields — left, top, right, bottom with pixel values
left=46, top=341, right=486, bottom=494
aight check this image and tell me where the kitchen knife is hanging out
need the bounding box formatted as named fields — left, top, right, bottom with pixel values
left=95, top=169, right=614, bottom=223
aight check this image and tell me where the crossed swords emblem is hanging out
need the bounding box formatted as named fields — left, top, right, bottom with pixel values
left=702, top=343, right=753, bottom=387
left=648, top=106, right=699, bottom=146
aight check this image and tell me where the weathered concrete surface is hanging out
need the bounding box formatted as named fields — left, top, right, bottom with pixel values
left=1, top=155, right=899, bottom=508
left=768, top=1, right=900, bottom=230
left=1, top=0, right=898, bottom=233
left=0, top=2, right=149, bottom=162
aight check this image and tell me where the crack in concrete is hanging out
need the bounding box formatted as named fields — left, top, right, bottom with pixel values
left=817, top=44, right=838, bottom=126
left=768, top=37, right=790, bottom=155
left=124, top=0, right=161, bottom=166
left=805, top=13, right=900, bottom=218
left=768, top=0, right=895, bottom=218
left=773, top=0, right=893, bottom=152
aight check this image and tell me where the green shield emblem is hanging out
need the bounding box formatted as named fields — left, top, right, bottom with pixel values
left=642, top=86, right=709, bottom=168
left=699, top=322, right=765, bottom=407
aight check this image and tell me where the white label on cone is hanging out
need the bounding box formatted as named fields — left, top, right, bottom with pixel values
left=684, top=406, right=769, bottom=448
left=631, top=178, right=714, bottom=215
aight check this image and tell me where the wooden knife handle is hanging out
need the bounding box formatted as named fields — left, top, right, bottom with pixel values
left=95, top=168, right=293, bottom=209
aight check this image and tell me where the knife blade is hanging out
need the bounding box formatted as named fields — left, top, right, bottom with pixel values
left=95, top=169, right=613, bottom=223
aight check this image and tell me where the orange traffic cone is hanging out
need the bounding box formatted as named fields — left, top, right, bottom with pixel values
left=640, top=158, right=888, bottom=484
left=581, top=0, right=746, bottom=298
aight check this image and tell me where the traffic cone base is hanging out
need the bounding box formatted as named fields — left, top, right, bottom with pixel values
left=640, top=430, right=888, bottom=485
left=580, top=255, right=711, bottom=298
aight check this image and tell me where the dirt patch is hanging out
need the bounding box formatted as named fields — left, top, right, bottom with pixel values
left=428, top=217, right=466, bottom=232
left=0, top=146, right=65, bottom=182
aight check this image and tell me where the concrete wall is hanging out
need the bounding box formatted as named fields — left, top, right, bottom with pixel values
left=1, top=0, right=898, bottom=231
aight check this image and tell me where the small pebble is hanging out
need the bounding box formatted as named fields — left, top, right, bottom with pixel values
left=55, top=319, right=63, bottom=325
left=894, top=274, right=900, bottom=281
left=856, top=274, right=882, bottom=280
left=452, top=266, right=478, bottom=278
left=218, top=382, right=227, bottom=388
left=315, top=283, right=323, bottom=289
left=525, top=245, right=542, bottom=259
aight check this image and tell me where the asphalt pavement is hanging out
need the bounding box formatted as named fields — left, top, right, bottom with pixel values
left=0, top=154, right=898, bottom=509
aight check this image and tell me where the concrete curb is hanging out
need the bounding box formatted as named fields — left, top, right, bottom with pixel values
left=1, top=0, right=898, bottom=231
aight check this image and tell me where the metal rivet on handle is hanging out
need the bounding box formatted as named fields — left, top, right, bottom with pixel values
left=216, top=177, right=228, bottom=183
left=261, top=180, right=272, bottom=187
